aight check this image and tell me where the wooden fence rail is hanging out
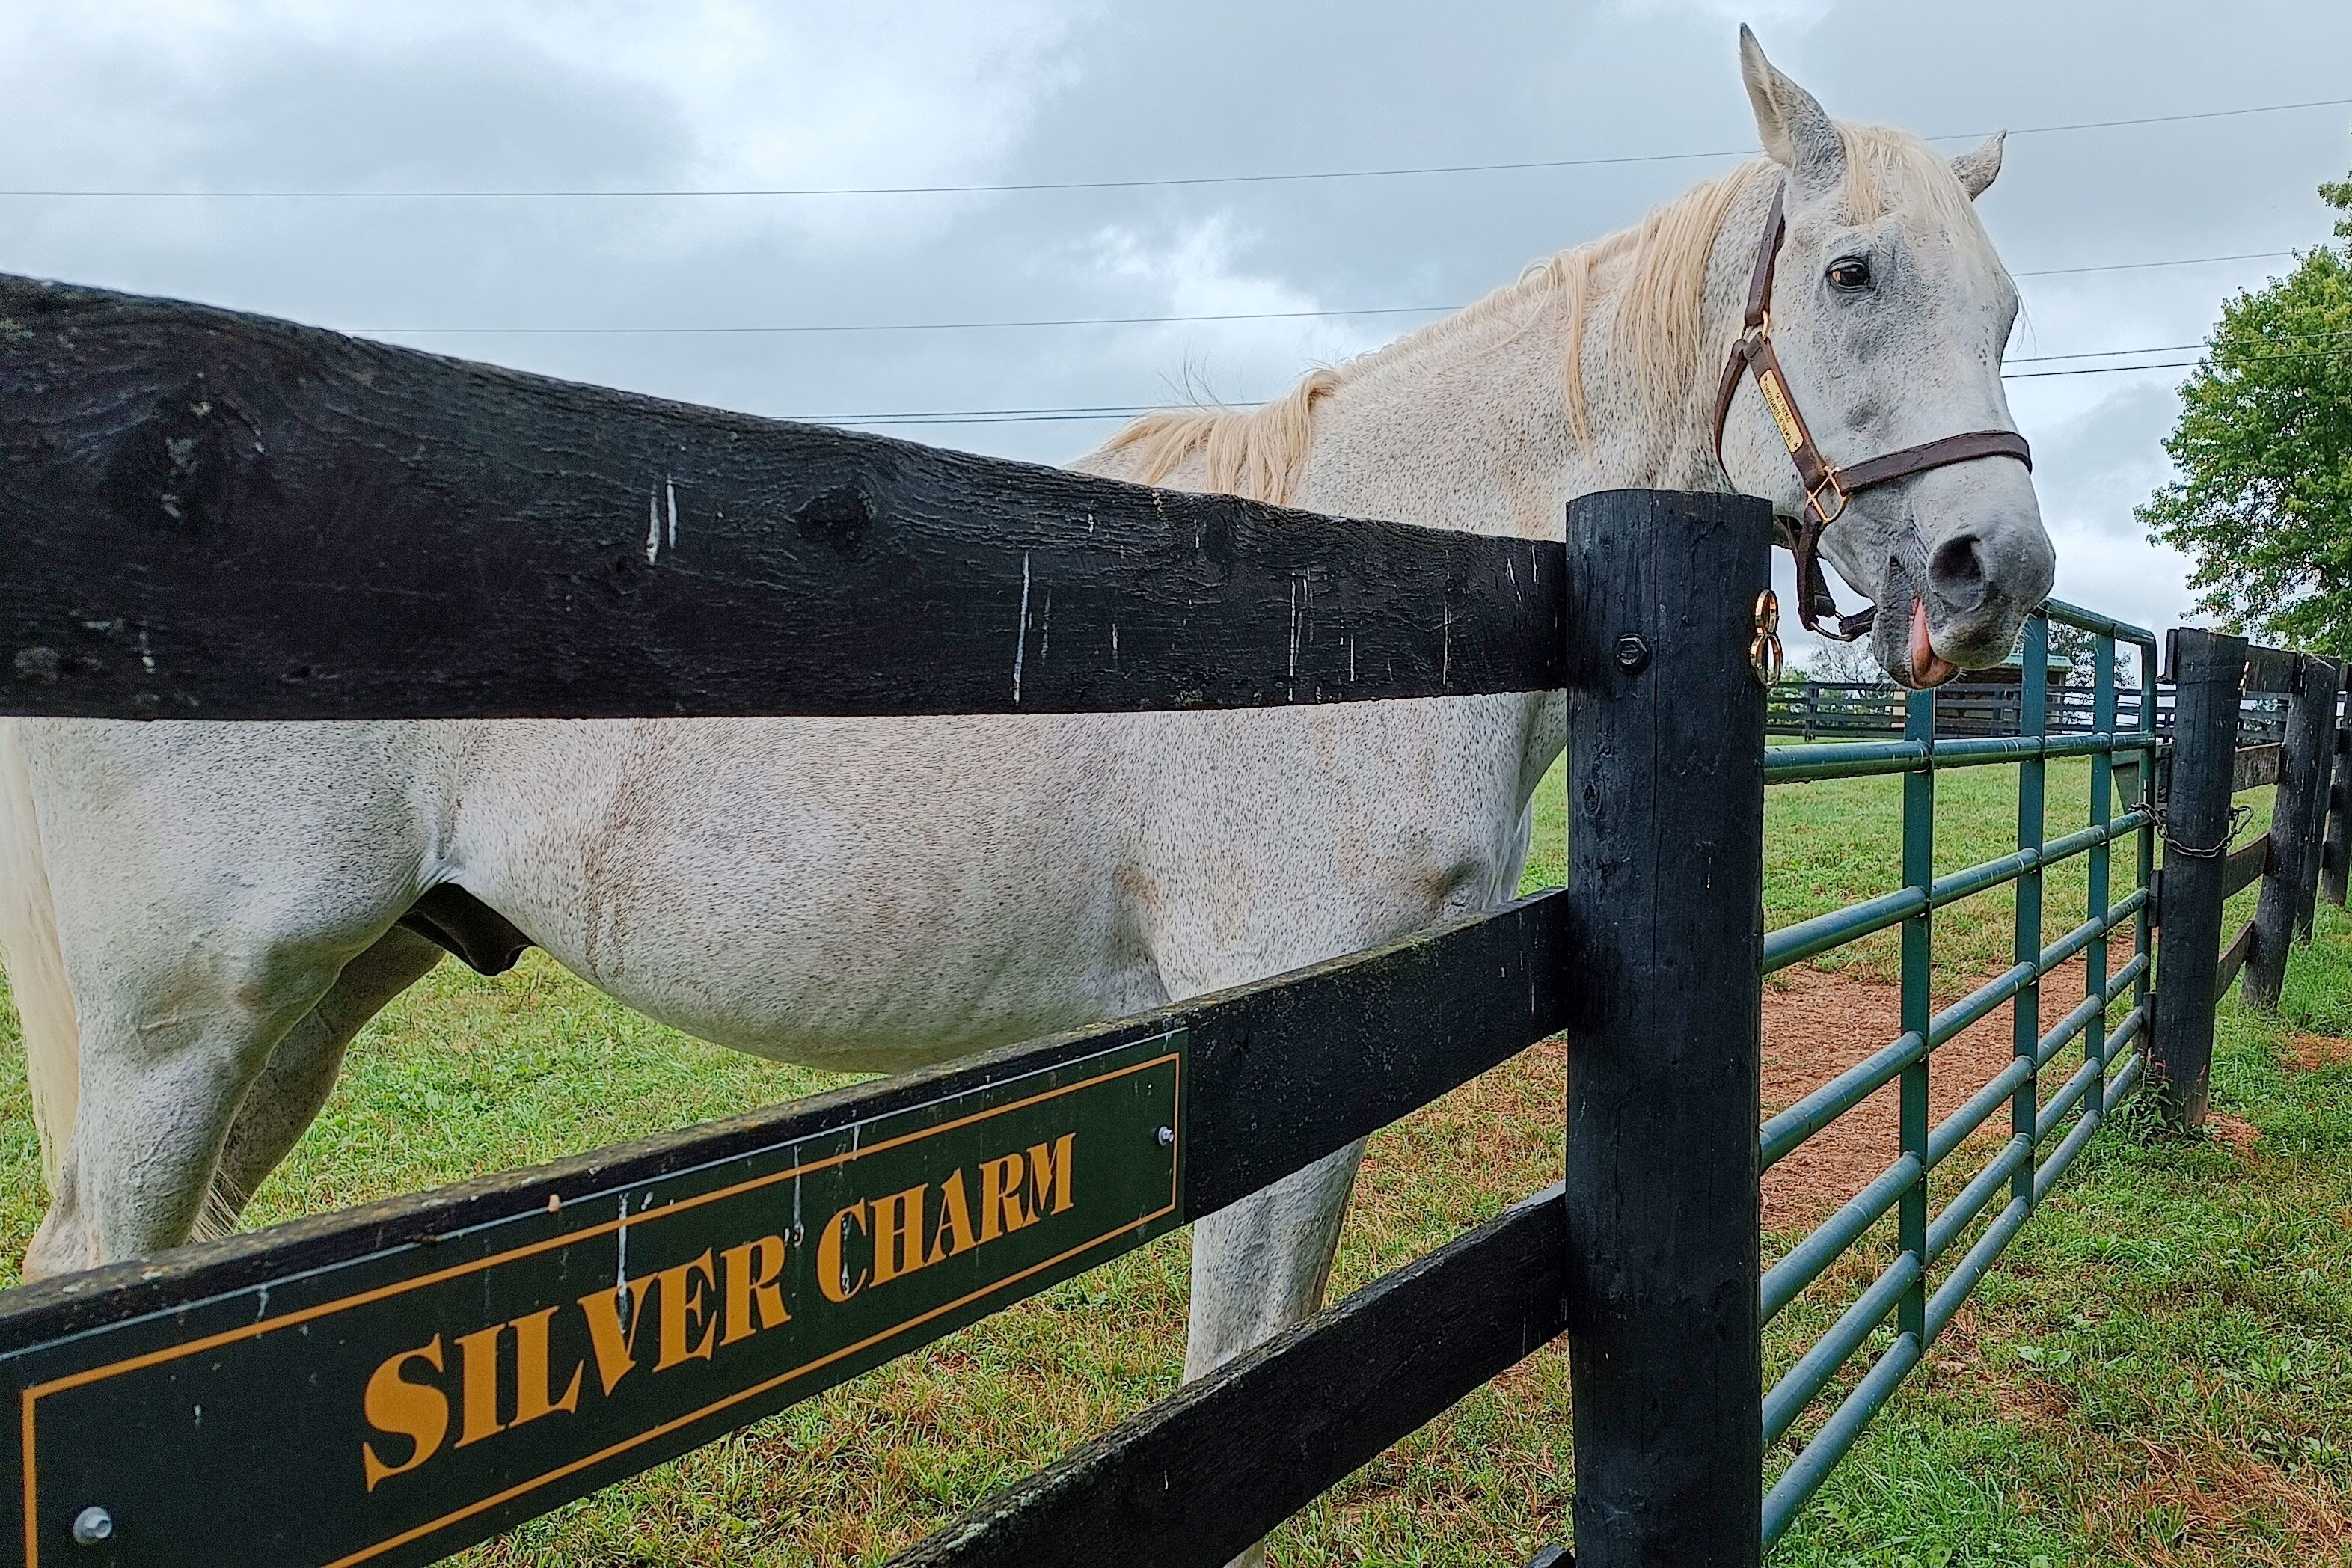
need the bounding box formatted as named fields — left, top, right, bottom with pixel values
left=0, top=275, right=1561, bottom=720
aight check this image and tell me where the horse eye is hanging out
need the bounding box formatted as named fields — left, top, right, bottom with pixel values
left=1827, top=257, right=1873, bottom=291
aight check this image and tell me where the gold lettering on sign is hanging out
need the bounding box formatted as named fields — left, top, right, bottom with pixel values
left=869, top=1184, right=931, bottom=1286
left=578, top=1273, right=658, bottom=1395
left=1026, top=1134, right=1075, bottom=1219
left=930, top=1168, right=981, bottom=1261
left=453, top=1323, right=509, bottom=1447
left=653, top=1249, right=721, bottom=1371
left=720, top=1235, right=791, bottom=1347
left=818, top=1203, right=869, bottom=1303
left=978, top=1152, right=1032, bottom=1242
left=511, top=1306, right=584, bottom=1425
left=362, top=1336, right=450, bottom=1491
left=355, top=1127, right=1092, bottom=1489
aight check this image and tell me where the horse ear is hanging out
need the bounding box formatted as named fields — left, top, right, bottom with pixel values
left=1739, top=25, right=1843, bottom=195
left=1951, top=131, right=2005, bottom=200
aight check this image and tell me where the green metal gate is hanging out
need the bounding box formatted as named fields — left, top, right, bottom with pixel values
left=1754, top=601, right=2160, bottom=1543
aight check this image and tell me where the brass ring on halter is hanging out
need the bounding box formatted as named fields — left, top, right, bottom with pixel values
left=1750, top=589, right=1783, bottom=685
left=1805, top=470, right=1849, bottom=527
left=1739, top=310, right=1771, bottom=348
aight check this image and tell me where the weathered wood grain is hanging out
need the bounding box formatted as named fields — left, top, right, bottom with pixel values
left=2149, top=628, right=2247, bottom=1130
left=2241, top=643, right=2301, bottom=696
left=2325, top=714, right=2351, bottom=909
left=2218, top=918, right=2257, bottom=999
left=2247, top=656, right=2335, bottom=1008
left=0, top=274, right=1563, bottom=720
left=2297, top=664, right=2344, bottom=939
left=2223, top=836, right=2270, bottom=901
left=1564, top=489, right=1768, bottom=1566
left=2232, top=743, right=2282, bottom=795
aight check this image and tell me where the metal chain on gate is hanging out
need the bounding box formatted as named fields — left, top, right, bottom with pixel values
left=2149, top=799, right=2254, bottom=860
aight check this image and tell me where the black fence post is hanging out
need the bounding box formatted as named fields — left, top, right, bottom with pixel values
left=2247, top=654, right=2334, bottom=1009
left=2325, top=675, right=2351, bottom=910
left=2299, top=665, right=2330, bottom=937
left=1564, top=489, right=1768, bottom=1568
left=2149, top=628, right=2246, bottom=1130
left=2296, top=660, right=2342, bottom=941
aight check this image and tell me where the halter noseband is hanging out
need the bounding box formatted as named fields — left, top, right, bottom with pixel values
left=1712, top=184, right=2033, bottom=643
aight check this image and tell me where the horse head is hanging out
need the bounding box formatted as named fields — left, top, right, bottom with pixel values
left=1718, top=28, right=2054, bottom=687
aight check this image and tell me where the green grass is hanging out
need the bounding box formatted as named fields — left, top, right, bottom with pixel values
left=0, top=755, right=2345, bottom=1564
left=1764, top=908, right=2352, bottom=1568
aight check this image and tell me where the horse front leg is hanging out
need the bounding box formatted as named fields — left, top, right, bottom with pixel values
left=1183, top=1136, right=1368, bottom=1568
left=24, top=946, right=344, bottom=1280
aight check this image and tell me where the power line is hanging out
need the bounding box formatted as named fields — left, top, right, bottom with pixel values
left=2004, top=341, right=2352, bottom=379
left=805, top=342, right=2352, bottom=426
left=2008, top=325, right=2352, bottom=364
left=2010, top=249, right=2299, bottom=280
left=7, top=97, right=2347, bottom=200
left=346, top=251, right=2303, bottom=339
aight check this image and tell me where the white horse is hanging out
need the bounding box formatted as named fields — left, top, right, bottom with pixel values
left=0, top=30, right=2048, bottom=1555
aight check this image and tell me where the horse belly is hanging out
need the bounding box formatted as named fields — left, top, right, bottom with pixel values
left=454, top=719, right=1156, bottom=1074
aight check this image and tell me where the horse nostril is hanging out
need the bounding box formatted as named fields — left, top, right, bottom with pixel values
left=1929, top=533, right=1988, bottom=613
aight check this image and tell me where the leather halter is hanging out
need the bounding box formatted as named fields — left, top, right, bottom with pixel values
left=1712, top=184, right=2033, bottom=642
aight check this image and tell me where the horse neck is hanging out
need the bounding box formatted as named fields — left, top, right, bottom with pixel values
left=1298, top=183, right=1768, bottom=536
left=1284, top=189, right=1773, bottom=814
left=1287, top=290, right=1578, bottom=539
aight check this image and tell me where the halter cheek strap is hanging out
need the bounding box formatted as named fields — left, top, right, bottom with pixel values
left=1712, top=184, right=2034, bottom=643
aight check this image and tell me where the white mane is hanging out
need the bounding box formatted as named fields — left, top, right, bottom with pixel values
left=1087, top=122, right=1994, bottom=507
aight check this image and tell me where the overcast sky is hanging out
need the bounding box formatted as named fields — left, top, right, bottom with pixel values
left=2, top=1, right=2347, bottom=667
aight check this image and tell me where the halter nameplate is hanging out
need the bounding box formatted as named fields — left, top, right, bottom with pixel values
left=1756, top=369, right=1804, bottom=456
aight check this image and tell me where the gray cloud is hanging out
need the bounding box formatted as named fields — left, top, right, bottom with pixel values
left=0, top=0, right=2345, bottom=652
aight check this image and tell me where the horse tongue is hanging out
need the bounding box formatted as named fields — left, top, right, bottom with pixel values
left=1911, top=600, right=1959, bottom=687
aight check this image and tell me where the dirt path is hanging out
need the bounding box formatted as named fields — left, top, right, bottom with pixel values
left=1760, top=956, right=2103, bottom=1230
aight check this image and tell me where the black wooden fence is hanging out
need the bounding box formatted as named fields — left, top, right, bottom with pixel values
left=0, top=275, right=1765, bottom=1568
left=2146, top=631, right=2349, bottom=1127
left=0, top=272, right=2337, bottom=1567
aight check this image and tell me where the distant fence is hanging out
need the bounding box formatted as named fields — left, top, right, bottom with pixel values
left=1771, top=679, right=2288, bottom=747
left=0, top=269, right=2341, bottom=1567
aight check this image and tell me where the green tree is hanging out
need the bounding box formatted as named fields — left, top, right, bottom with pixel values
left=2140, top=169, right=2352, bottom=657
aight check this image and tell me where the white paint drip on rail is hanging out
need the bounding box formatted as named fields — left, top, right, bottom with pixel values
left=1012, top=552, right=1032, bottom=703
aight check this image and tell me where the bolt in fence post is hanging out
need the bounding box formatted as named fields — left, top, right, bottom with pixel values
left=2149, top=628, right=2245, bottom=1130
left=2325, top=675, right=2352, bottom=910
left=1564, top=489, right=1768, bottom=1568
left=2248, top=654, right=2334, bottom=1009
left=2298, top=661, right=2345, bottom=936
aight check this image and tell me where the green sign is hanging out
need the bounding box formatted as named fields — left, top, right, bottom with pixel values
left=1, top=1031, right=1183, bottom=1568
